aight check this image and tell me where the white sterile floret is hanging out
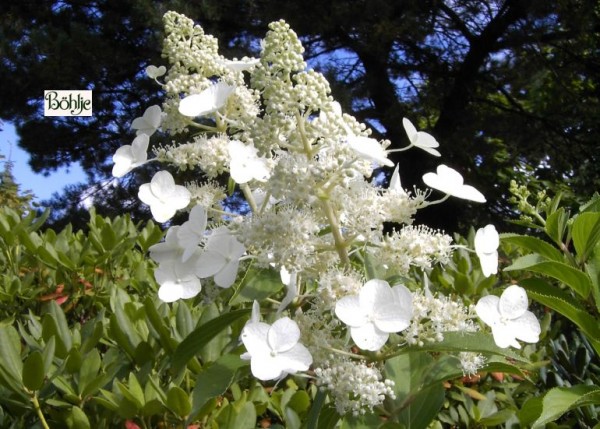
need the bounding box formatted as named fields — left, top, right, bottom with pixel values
left=346, top=135, right=394, bottom=168
left=240, top=304, right=313, bottom=381
left=475, top=285, right=541, bottom=349
left=138, top=171, right=191, bottom=223
left=227, top=140, right=271, bottom=184
left=422, top=164, right=486, bottom=203
left=389, top=164, right=406, bottom=196
left=196, top=226, right=246, bottom=288
left=177, top=205, right=208, bottom=262
left=154, top=258, right=202, bottom=302
left=335, top=279, right=413, bottom=351
left=112, top=134, right=149, bottom=178
left=131, top=105, right=163, bottom=137
left=146, top=65, right=166, bottom=79
left=475, top=224, right=500, bottom=277
left=402, top=118, right=441, bottom=157
left=218, top=57, right=260, bottom=72
left=178, top=81, right=235, bottom=117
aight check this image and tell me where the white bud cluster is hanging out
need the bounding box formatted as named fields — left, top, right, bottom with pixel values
left=459, top=352, right=486, bottom=376
left=317, top=267, right=364, bottom=305
left=315, top=357, right=396, bottom=416
left=185, top=182, right=227, bottom=215
left=403, top=291, right=477, bottom=346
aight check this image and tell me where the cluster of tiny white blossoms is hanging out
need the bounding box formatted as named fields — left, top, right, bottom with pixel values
left=112, top=11, right=543, bottom=416
left=314, top=357, right=396, bottom=416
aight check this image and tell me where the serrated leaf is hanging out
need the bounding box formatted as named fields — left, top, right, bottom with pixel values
left=521, top=278, right=600, bottom=355
left=545, top=208, right=569, bottom=245
left=572, top=212, right=600, bottom=263
left=22, top=351, right=45, bottom=391
left=500, top=233, right=563, bottom=262
left=172, top=308, right=250, bottom=373
left=531, top=385, right=600, bottom=428
left=505, top=256, right=591, bottom=298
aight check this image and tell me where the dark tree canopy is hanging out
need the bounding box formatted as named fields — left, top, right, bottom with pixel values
left=1, top=0, right=598, bottom=231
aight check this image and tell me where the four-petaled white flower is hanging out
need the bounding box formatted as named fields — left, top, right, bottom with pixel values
left=138, top=171, right=191, bottom=223
left=228, top=140, right=271, bottom=184
left=178, top=81, right=235, bottom=117
left=402, top=118, right=441, bottom=157
left=475, top=285, right=541, bottom=349
left=422, top=164, right=486, bottom=203
left=335, top=279, right=413, bottom=351
left=154, top=257, right=201, bottom=302
left=146, top=65, right=166, bottom=79
left=475, top=224, right=500, bottom=277
left=196, top=226, right=246, bottom=288
left=241, top=302, right=313, bottom=381
left=131, top=105, right=163, bottom=137
left=112, top=134, right=149, bottom=178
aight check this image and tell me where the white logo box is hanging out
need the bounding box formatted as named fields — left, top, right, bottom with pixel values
left=44, top=90, right=92, bottom=117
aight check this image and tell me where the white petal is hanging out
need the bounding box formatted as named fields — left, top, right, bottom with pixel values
left=178, top=276, right=202, bottom=299
left=335, top=295, right=367, bottom=327
left=350, top=323, right=389, bottom=351
left=251, top=354, right=284, bottom=381
left=475, top=225, right=499, bottom=254
left=414, top=131, right=439, bottom=148
left=479, top=252, right=499, bottom=277
left=499, top=285, right=529, bottom=319
left=150, top=171, right=175, bottom=198
left=475, top=295, right=501, bottom=327
left=196, top=250, right=225, bottom=278
left=168, top=186, right=192, bottom=210
left=150, top=203, right=176, bottom=223
left=389, top=164, right=406, bottom=195
left=374, top=284, right=413, bottom=332
left=360, top=279, right=394, bottom=314
left=112, top=159, right=132, bottom=178
left=178, top=93, right=207, bottom=117
left=158, top=282, right=184, bottom=302
left=513, top=311, right=541, bottom=343
left=347, top=136, right=394, bottom=167
left=277, top=343, right=313, bottom=373
left=453, top=184, right=486, bottom=203
left=268, top=317, right=301, bottom=353
left=131, top=134, right=150, bottom=160
left=491, top=324, right=520, bottom=349
left=241, top=321, right=270, bottom=357
left=213, top=260, right=240, bottom=288
left=402, top=118, right=418, bottom=142
left=250, top=300, right=261, bottom=324
left=146, top=65, right=166, bottom=79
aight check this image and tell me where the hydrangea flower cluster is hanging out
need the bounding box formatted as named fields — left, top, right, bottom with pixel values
left=113, top=11, right=541, bottom=415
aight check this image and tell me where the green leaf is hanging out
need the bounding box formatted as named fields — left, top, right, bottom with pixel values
left=0, top=325, right=24, bottom=390
left=545, top=207, right=569, bottom=245
left=172, top=308, right=250, bottom=373
left=229, top=267, right=283, bottom=305
left=44, top=300, right=73, bottom=353
left=22, top=351, right=45, bottom=391
left=78, top=349, right=101, bottom=397
left=572, top=212, right=600, bottom=263
left=500, top=233, right=563, bottom=262
left=531, top=385, right=600, bottom=428
left=504, top=256, right=592, bottom=298
left=521, top=278, right=600, bottom=355
left=167, top=386, right=192, bottom=418
left=144, top=297, right=177, bottom=353
left=65, top=406, right=91, bottom=429
left=190, top=354, right=247, bottom=423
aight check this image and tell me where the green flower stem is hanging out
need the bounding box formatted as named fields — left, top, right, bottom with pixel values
left=31, top=394, right=50, bottom=429
left=325, top=347, right=364, bottom=360
left=295, top=112, right=317, bottom=157
left=320, top=198, right=350, bottom=267
left=240, top=183, right=259, bottom=213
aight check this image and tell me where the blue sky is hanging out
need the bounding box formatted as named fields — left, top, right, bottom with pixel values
left=0, top=122, right=86, bottom=202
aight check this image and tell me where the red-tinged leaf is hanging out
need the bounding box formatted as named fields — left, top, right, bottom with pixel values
left=125, top=420, right=141, bottom=429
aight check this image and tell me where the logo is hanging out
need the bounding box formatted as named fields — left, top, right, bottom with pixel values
left=44, top=90, right=92, bottom=117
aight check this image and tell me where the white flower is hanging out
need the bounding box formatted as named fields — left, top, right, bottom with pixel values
left=422, top=164, right=486, bottom=203
left=241, top=310, right=313, bottom=381
left=154, top=257, right=201, bottom=302
left=131, top=105, right=163, bottom=137
left=218, top=57, right=260, bottom=72
left=112, top=134, right=149, bottom=178
left=475, top=285, right=541, bottom=349
left=228, top=140, right=270, bottom=184
left=178, top=81, right=235, bottom=117
left=195, top=226, right=246, bottom=288
left=475, top=224, right=499, bottom=277
left=138, top=171, right=191, bottom=223
left=146, top=65, right=166, bottom=79
left=177, top=205, right=208, bottom=262
left=277, top=266, right=297, bottom=313
left=402, top=118, right=441, bottom=157
left=346, top=135, right=394, bottom=168
left=335, top=279, right=413, bottom=351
